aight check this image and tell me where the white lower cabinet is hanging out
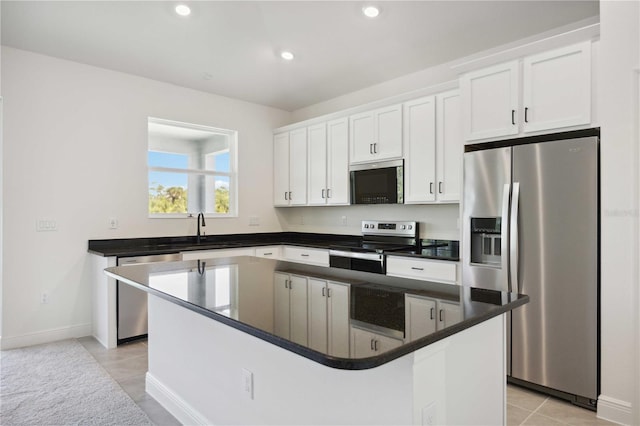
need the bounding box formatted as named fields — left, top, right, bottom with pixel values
left=308, top=279, right=350, bottom=357
left=282, top=246, right=329, bottom=267
left=181, top=247, right=256, bottom=261
left=274, top=273, right=308, bottom=346
left=351, top=326, right=403, bottom=358
left=386, top=256, right=458, bottom=284
left=405, top=294, right=462, bottom=342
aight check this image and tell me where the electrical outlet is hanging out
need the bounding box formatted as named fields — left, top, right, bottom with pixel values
left=341, top=216, right=347, bottom=226
left=242, top=368, right=254, bottom=400
left=41, top=292, right=49, bottom=304
left=249, top=216, right=260, bottom=226
left=109, top=217, right=119, bottom=229
left=36, top=219, right=57, bottom=232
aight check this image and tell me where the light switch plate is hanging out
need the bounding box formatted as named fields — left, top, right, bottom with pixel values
left=36, top=219, right=57, bottom=232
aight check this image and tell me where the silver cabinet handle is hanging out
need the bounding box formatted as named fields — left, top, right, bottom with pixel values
left=411, top=267, right=424, bottom=271
left=429, top=182, right=434, bottom=194
left=300, top=254, right=309, bottom=257
left=524, top=107, right=529, bottom=123
left=430, top=307, right=434, bottom=320
left=511, top=109, right=516, bottom=125
left=327, top=288, right=331, bottom=298
left=510, top=182, right=520, bottom=292
left=263, top=252, right=272, bottom=256
left=373, top=143, right=378, bottom=154
left=326, top=188, right=331, bottom=198
left=284, top=279, right=289, bottom=289
left=374, top=340, right=379, bottom=351
left=288, top=191, right=292, bottom=200
left=284, top=192, right=288, bottom=201
left=438, top=182, right=443, bottom=194
left=322, top=189, right=325, bottom=199
left=439, top=309, right=444, bottom=322
left=370, top=338, right=375, bottom=351
left=369, top=143, right=374, bottom=154
left=322, top=287, right=325, bottom=297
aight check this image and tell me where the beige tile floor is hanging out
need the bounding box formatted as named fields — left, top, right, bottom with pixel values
left=80, top=336, right=614, bottom=426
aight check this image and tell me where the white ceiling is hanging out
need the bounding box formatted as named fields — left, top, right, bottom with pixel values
left=1, top=1, right=599, bottom=112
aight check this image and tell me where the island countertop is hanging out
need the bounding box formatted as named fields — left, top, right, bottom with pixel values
left=105, top=256, right=527, bottom=370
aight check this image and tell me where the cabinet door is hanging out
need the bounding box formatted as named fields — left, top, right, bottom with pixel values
left=350, top=327, right=375, bottom=358
left=375, top=104, right=403, bottom=160
left=403, top=96, right=436, bottom=203
left=461, top=61, right=519, bottom=141
left=436, top=90, right=462, bottom=202
left=288, top=275, right=308, bottom=346
left=307, top=124, right=328, bottom=205
left=308, top=279, right=328, bottom=353
left=273, top=133, right=290, bottom=206
left=522, top=41, right=591, bottom=133
left=289, top=128, right=308, bottom=205
left=327, top=282, right=350, bottom=357
left=273, top=273, right=290, bottom=339
left=373, top=333, right=403, bottom=353
left=405, top=295, right=437, bottom=342
left=326, top=117, right=350, bottom=205
left=437, top=301, right=462, bottom=330
left=350, top=111, right=375, bottom=164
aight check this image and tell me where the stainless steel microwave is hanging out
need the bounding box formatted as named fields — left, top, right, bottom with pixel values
left=350, top=159, right=404, bottom=204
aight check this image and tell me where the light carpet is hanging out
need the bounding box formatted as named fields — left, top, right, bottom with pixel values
left=0, top=339, right=154, bottom=426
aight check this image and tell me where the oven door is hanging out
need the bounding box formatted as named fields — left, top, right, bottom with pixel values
left=329, top=250, right=385, bottom=274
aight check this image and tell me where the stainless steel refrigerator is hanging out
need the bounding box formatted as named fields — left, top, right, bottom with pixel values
left=461, top=129, right=599, bottom=409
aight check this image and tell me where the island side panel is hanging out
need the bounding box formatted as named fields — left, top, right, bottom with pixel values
left=90, top=254, right=117, bottom=349
left=146, top=295, right=415, bottom=426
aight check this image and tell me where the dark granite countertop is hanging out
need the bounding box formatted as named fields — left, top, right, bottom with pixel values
left=105, top=257, right=526, bottom=370
left=88, top=232, right=460, bottom=261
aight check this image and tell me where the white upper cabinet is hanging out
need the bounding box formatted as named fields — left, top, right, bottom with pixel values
left=403, top=90, right=462, bottom=204
left=307, top=123, right=329, bottom=205
left=350, top=104, right=402, bottom=164
left=273, top=132, right=290, bottom=206
left=460, top=61, right=519, bottom=141
left=436, top=90, right=462, bottom=202
left=404, top=96, right=436, bottom=203
left=308, top=118, right=350, bottom=206
left=522, top=42, right=591, bottom=133
left=274, top=128, right=308, bottom=206
left=461, top=41, right=592, bottom=142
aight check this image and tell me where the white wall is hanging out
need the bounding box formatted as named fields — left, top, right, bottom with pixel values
left=597, top=1, right=639, bottom=424
left=0, top=47, right=290, bottom=348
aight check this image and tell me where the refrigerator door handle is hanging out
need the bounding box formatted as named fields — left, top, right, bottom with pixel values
left=510, top=182, right=520, bottom=292
left=501, top=183, right=511, bottom=289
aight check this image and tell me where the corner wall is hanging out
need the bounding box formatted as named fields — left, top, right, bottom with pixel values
left=0, top=47, right=290, bottom=348
left=598, top=1, right=639, bottom=424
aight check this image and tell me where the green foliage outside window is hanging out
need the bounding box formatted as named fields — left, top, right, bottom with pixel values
left=149, top=184, right=229, bottom=214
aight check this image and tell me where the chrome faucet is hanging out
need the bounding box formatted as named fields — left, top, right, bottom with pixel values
left=196, top=212, right=206, bottom=243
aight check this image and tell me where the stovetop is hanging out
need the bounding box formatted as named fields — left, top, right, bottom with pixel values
left=329, top=241, right=417, bottom=254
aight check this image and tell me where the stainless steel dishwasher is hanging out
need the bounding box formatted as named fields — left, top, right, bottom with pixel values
left=117, top=253, right=181, bottom=344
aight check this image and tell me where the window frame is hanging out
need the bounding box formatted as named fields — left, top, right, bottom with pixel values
left=147, top=117, right=238, bottom=219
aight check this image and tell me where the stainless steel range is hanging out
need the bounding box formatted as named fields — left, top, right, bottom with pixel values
left=329, top=220, right=419, bottom=274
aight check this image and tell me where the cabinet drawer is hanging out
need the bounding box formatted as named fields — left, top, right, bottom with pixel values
left=386, top=256, right=457, bottom=284
left=255, top=245, right=282, bottom=259
left=181, top=247, right=256, bottom=261
left=282, top=246, right=329, bottom=266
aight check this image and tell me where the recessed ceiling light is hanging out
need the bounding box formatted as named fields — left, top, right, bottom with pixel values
left=175, top=4, right=191, bottom=16
left=362, top=6, right=380, bottom=18
left=281, top=51, right=294, bottom=61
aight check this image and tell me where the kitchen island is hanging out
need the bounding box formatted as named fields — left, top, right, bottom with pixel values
left=105, top=256, right=527, bottom=425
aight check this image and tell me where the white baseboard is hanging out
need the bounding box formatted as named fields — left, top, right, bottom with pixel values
left=145, top=372, right=211, bottom=426
left=598, top=394, right=633, bottom=425
left=0, top=323, right=92, bottom=350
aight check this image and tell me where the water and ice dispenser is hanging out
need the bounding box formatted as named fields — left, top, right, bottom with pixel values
left=470, top=218, right=502, bottom=267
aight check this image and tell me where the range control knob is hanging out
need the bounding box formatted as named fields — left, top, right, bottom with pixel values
left=364, top=224, right=369, bottom=229
left=401, top=225, right=406, bottom=230
left=408, top=225, right=413, bottom=230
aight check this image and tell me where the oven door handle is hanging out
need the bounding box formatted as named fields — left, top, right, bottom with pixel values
left=329, top=250, right=384, bottom=261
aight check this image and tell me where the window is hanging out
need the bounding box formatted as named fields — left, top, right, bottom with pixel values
left=148, top=118, right=237, bottom=217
